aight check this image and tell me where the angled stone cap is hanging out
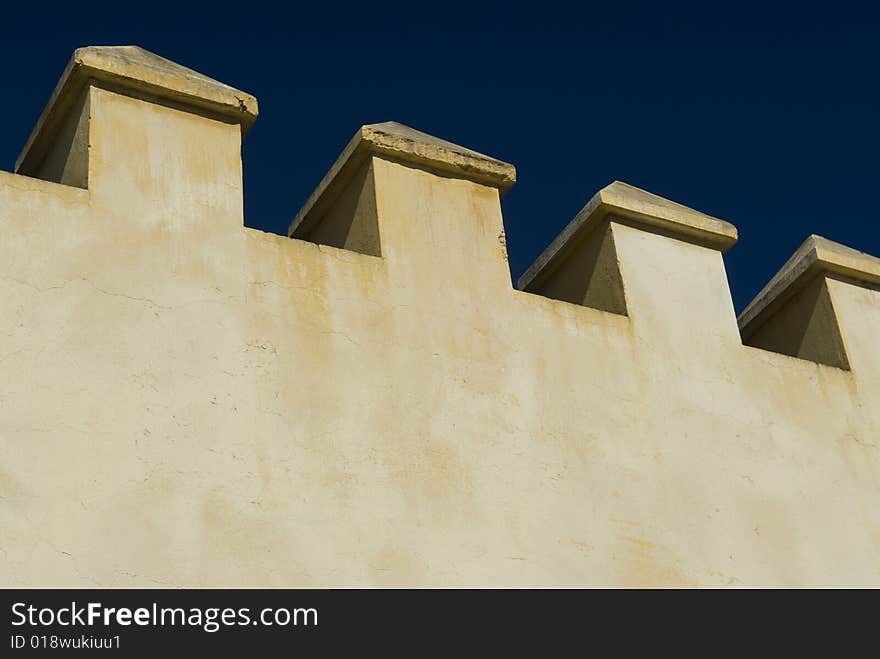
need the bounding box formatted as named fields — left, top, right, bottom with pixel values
left=738, top=235, right=880, bottom=337
left=518, top=181, right=738, bottom=291
left=288, top=121, right=516, bottom=238
left=17, top=45, right=258, bottom=175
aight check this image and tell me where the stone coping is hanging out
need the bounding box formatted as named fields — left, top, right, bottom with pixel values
left=738, top=234, right=880, bottom=338
left=518, top=181, right=738, bottom=291
left=287, top=122, right=516, bottom=238
left=17, top=45, right=258, bottom=176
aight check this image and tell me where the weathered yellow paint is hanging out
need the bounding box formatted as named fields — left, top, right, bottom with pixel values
left=1, top=46, right=879, bottom=587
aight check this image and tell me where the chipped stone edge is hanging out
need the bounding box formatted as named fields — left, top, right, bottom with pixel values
left=738, top=235, right=880, bottom=339
left=16, top=47, right=259, bottom=176
left=517, top=181, right=738, bottom=292
left=287, top=122, right=516, bottom=239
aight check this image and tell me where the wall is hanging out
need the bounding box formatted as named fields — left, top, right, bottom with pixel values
left=1, top=47, right=879, bottom=586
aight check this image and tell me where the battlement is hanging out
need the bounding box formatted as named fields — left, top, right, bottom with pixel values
left=2, top=47, right=879, bottom=587
left=287, top=121, right=515, bottom=257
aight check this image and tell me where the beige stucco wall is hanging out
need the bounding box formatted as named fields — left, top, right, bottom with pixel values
left=2, top=50, right=879, bottom=587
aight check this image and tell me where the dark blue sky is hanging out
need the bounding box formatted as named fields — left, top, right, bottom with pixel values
left=2, top=4, right=877, bottom=312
